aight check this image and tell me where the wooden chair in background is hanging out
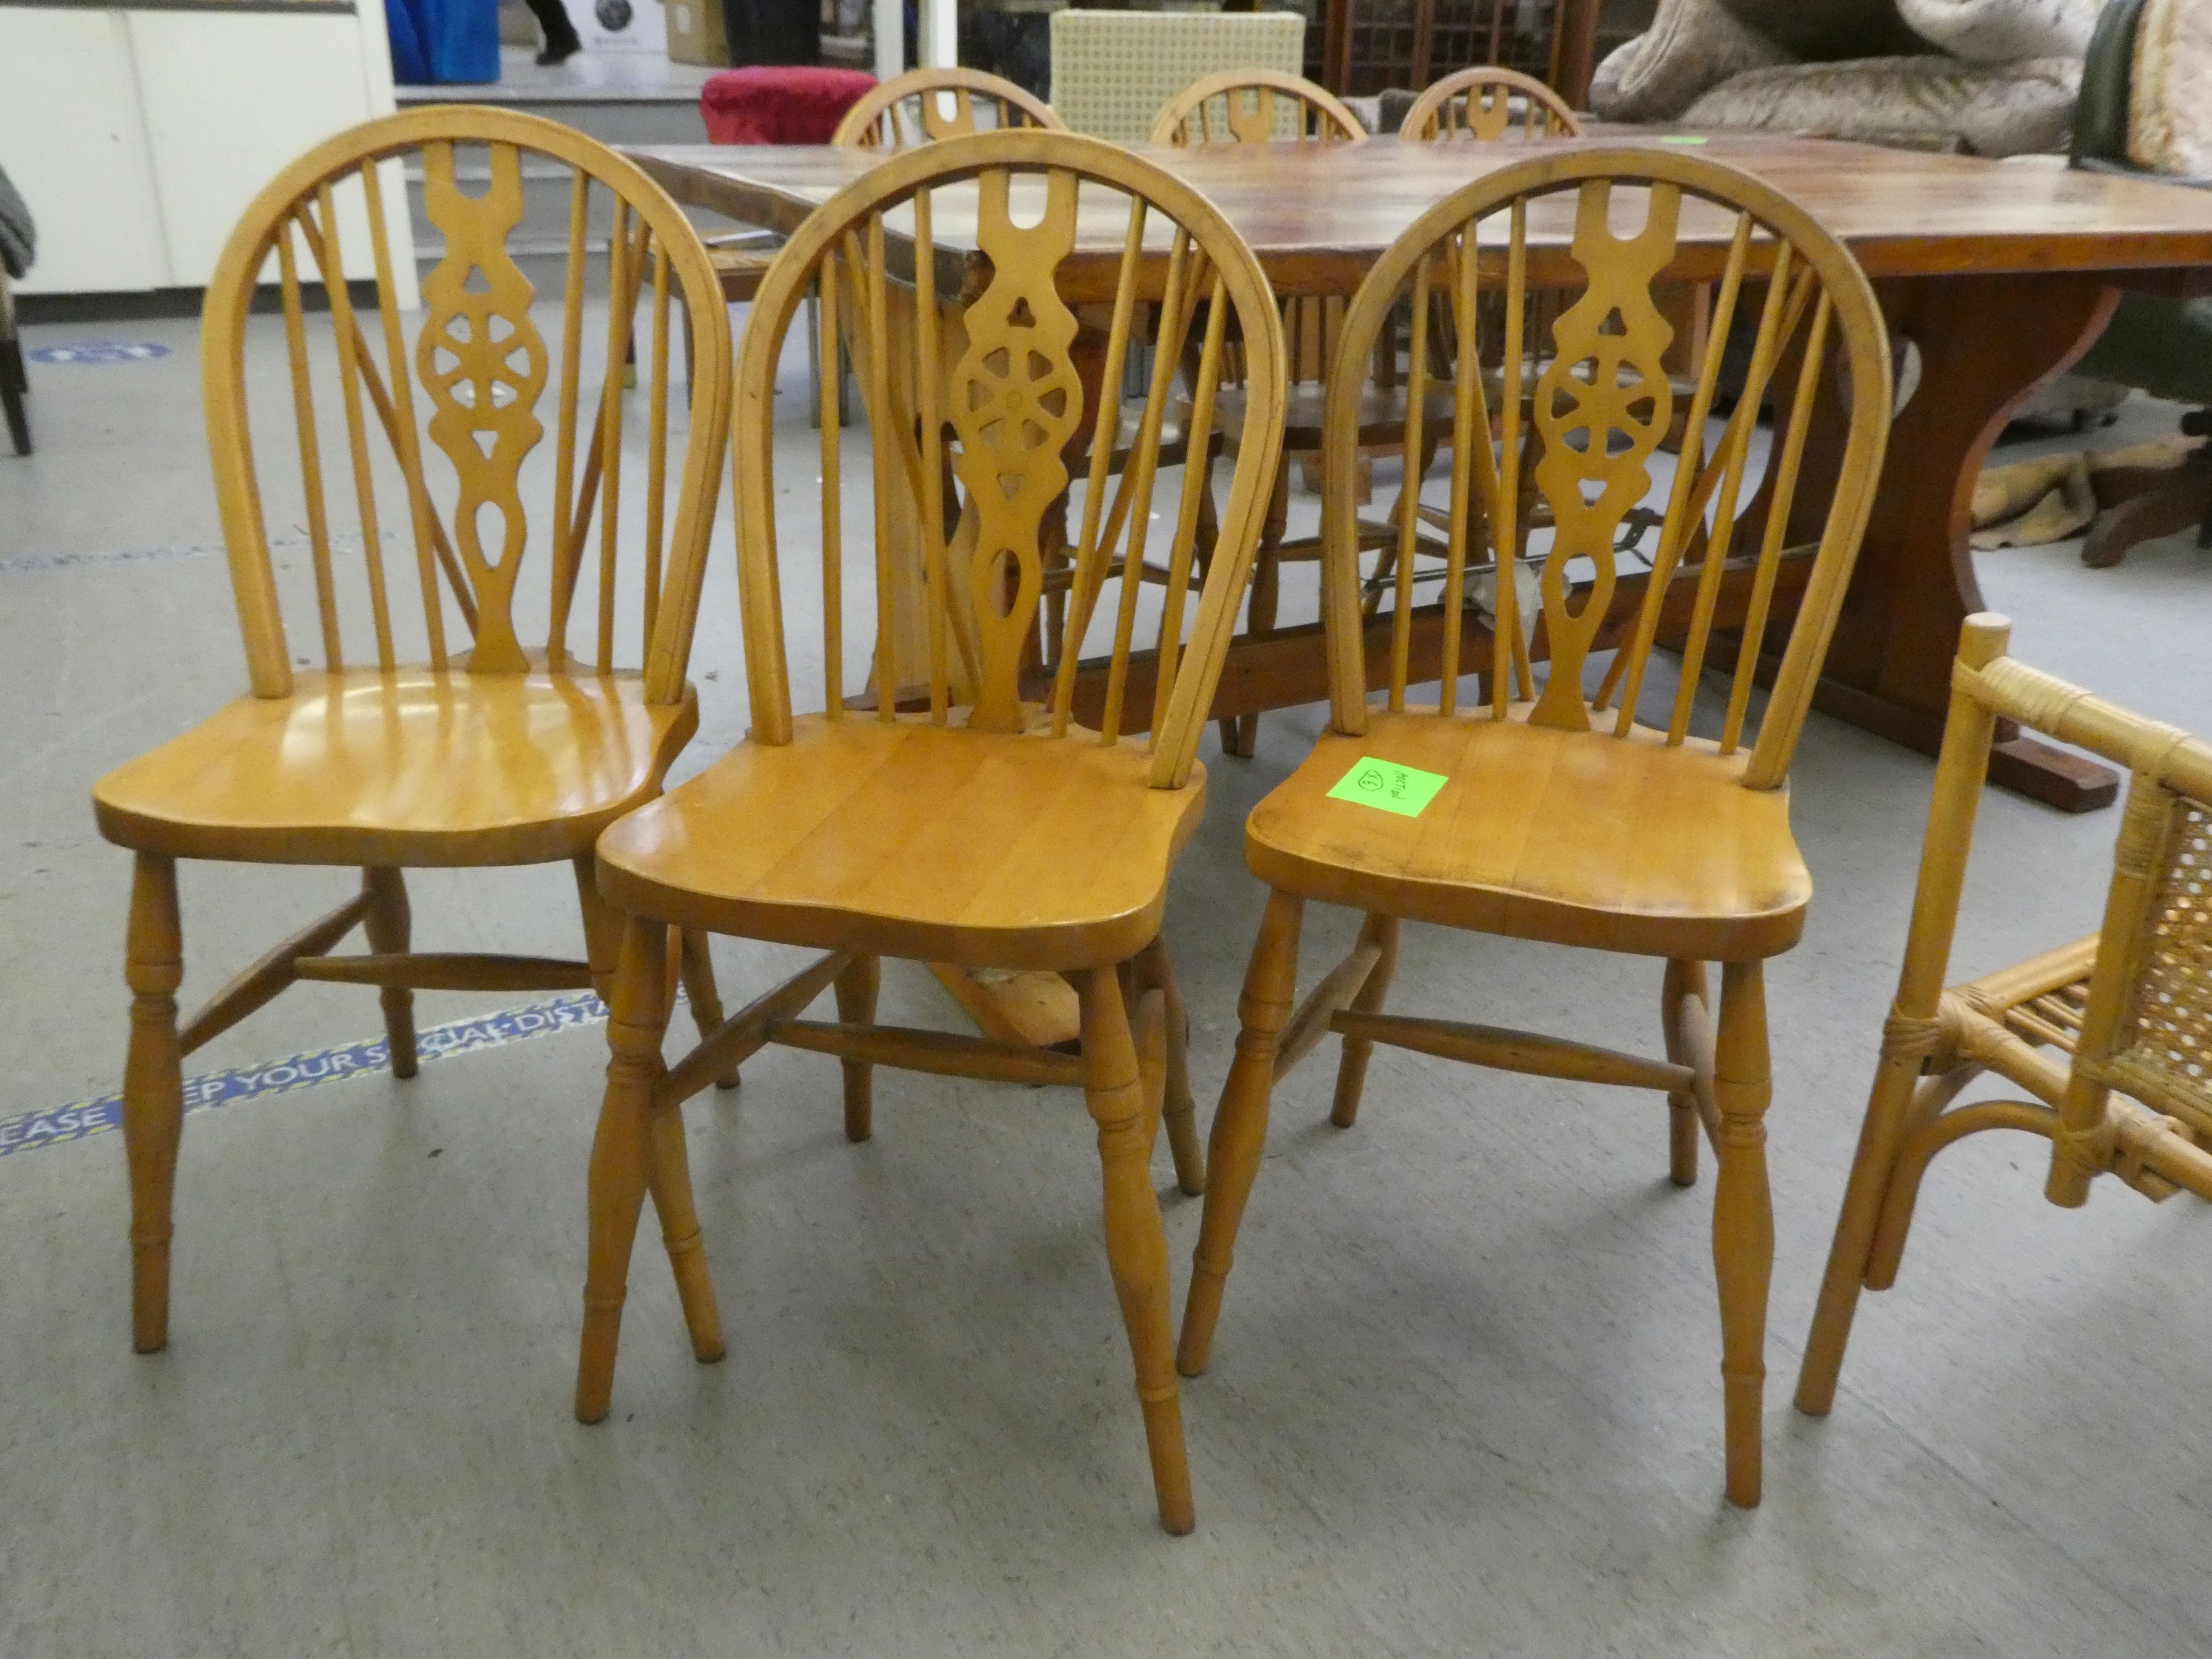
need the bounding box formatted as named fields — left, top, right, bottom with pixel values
left=1149, top=70, right=1430, bottom=759
left=572, top=131, right=1288, bottom=1534
left=1175, top=148, right=1893, bottom=1508
left=1797, top=614, right=2212, bottom=1418
left=831, top=64, right=1064, bottom=147
left=89, top=108, right=737, bottom=1355
left=1397, top=64, right=1583, bottom=142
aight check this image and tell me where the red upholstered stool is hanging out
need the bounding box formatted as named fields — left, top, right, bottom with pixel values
left=687, top=68, right=874, bottom=414
left=700, top=66, right=876, bottom=144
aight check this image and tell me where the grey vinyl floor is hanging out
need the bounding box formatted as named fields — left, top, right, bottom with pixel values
left=3, top=306, right=2209, bottom=1657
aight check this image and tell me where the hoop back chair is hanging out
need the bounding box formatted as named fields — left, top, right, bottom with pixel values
left=1398, top=64, right=1583, bottom=143
left=1798, top=614, right=2212, bottom=1417
left=1177, top=148, right=1893, bottom=1507
left=89, top=108, right=737, bottom=1355
left=1146, top=66, right=1367, bottom=148
left=1150, top=70, right=1420, bottom=757
left=832, top=65, right=1064, bottom=148
left=575, top=130, right=1288, bottom=1534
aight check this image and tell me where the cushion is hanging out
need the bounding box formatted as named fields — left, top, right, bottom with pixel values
left=1589, top=0, right=1795, bottom=122
left=1897, top=0, right=2100, bottom=65
left=699, top=67, right=877, bottom=145
left=2130, top=0, right=2212, bottom=179
left=1720, top=0, right=1924, bottom=59
left=1680, top=54, right=2081, bottom=157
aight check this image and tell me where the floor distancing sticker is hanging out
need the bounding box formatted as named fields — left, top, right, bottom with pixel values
left=0, top=992, right=609, bottom=1160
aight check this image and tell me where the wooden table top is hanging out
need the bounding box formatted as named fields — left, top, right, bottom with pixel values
left=629, top=132, right=2212, bottom=295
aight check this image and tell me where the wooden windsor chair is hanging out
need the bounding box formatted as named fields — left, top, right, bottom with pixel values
left=1148, top=70, right=1435, bottom=760
left=1175, top=147, right=1893, bottom=1508
left=1397, top=64, right=1583, bottom=143
left=1797, top=614, right=2212, bottom=1419
left=1365, top=64, right=1589, bottom=651
left=89, top=107, right=738, bottom=1356
left=831, top=64, right=1063, bottom=147
left=573, top=129, right=1288, bottom=1535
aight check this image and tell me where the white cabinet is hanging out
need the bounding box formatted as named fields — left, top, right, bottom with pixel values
left=0, top=8, right=169, bottom=292
left=0, top=2, right=415, bottom=297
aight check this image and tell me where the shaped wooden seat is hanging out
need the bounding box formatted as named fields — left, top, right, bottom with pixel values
left=1176, top=147, right=1893, bottom=1509
left=1797, top=614, right=2212, bottom=1421
left=597, top=713, right=1206, bottom=969
left=91, top=108, right=737, bottom=1356
left=94, top=669, right=692, bottom=867
left=573, top=130, right=1287, bottom=1535
left=1245, top=710, right=1810, bottom=961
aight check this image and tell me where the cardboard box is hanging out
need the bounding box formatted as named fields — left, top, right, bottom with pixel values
left=559, top=0, right=670, bottom=54
left=665, top=0, right=728, bottom=64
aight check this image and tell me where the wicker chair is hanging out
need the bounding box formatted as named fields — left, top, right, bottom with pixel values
left=1799, top=613, right=2212, bottom=1418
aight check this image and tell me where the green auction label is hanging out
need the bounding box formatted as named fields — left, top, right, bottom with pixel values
left=1325, top=756, right=1449, bottom=818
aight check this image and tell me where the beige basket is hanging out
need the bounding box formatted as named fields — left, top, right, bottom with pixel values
left=1049, top=10, right=1308, bottom=142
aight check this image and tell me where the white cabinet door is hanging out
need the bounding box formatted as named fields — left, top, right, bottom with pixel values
left=128, top=10, right=390, bottom=289
left=0, top=9, right=171, bottom=294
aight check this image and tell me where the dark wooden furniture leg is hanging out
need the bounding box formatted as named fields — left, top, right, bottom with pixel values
left=1814, top=273, right=2123, bottom=813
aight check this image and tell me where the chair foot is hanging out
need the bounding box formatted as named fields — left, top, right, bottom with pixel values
left=1712, top=961, right=1773, bottom=1508
left=1179, top=890, right=1302, bottom=1378
left=362, top=868, right=418, bottom=1078
left=1328, top=912, right=1400, bottom=1129
left=1661, top=960, right=1711, bottom=1187
left=834, top=955, right=880, bottom=1141
left=576, top=915, right=679, bottom=1422
left=1137, top=938, right=1204, bottom=1195
left=1080, top=965, right=1195, bottom=1532
left=677, top=928, right=741, bottom=1090
left=122, top=853, right=185, bottom=1354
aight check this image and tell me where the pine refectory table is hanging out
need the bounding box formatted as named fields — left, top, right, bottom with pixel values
left=628, top=132, right=2212, bottom=815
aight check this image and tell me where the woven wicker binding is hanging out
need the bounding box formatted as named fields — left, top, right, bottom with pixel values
left=1049, top=10, right=1308, bottom=142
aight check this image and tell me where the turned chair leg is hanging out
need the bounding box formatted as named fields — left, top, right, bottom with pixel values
left=1796, top=1026, right=1937, bottom=1415
left=676, top=928, right=740, bottom=1089
left=361, top=867, right=418, bottom=1078
left=1711, top=960, right=1774, bottom=1508
left=1179, top=889, right=1303, bottom=1378
left=1329, top=912, right=1400, bottom=1129
left=833, top=954, right=880, bottom=1142
left=576, top=914, right=722, bottom=1422
left=122, top=852, right=186, bottom=1353
left=1079, top=964, right=1193, bottom=1534
left=1661, top=959, right=1711, bottom=1187
left=1135, top=937, right=1204, bottom=1195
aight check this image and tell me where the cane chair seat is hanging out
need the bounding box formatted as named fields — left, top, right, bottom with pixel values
left=597, top=715, right=1206, bottom=970
left=1796, top=617, right=2212, bottom=1423
left=94, top=670, right=694, bottom=867
left=1245, top=710, right=1810, bottom=962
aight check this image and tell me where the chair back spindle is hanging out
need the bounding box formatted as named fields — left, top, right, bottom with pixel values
left=1147, top=69, right=1368, bottom=147
left=833, top=67, right=1066, bottom=149
left=201, top=108, right=733, bottom=705
left=1398, top=65, right=1583, bottom=143
left=1319, top=150, right=1890, bottom=786
left=731, top=131, right=1287, bottom=789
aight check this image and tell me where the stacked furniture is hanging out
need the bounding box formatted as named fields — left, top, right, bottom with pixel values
left=2067, top=0, right=2212, bottom=566
left=1591, top=0, right=2099, bottom=156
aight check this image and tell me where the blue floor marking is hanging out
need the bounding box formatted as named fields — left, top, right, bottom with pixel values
left=0, top=992, right=609, bottom=1160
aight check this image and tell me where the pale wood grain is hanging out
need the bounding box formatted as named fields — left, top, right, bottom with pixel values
left=92, top=107, right=735, bottom=1356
